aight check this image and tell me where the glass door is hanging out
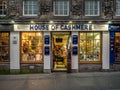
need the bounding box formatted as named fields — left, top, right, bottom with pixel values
left=52, top=32, right=71, bottom=71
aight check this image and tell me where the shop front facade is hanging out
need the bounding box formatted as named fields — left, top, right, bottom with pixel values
left=0, top=23, right=110, bottom=73
left=0, top=24, right=13, bottom=73
left=109, top=24, right=120, bottom=71
left=6, top=22, right=109, bottom=73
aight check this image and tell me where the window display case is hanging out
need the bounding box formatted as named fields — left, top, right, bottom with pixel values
left=0, top=32, right=9, bottom=62
left=21, top=32, right=43, bottom=63
left=79, top=32, right=101, bottom=63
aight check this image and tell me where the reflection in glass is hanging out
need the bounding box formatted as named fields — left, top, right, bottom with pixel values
left=79, top=32, right=101, bottom=62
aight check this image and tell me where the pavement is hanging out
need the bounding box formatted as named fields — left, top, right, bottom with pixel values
left=0, top=72, right=120, bottom=90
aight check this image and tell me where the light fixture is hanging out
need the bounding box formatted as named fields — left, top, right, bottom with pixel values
left=30, top=20, right=35, bottom=23
left=49, top=21, right=54, bottom=24
left=88, top=21, right=92, bottom=24
left=38, top=33, right=41, bottom=36
left=11, top=20, right=15, bottom=23
left=69, top=21, right=72, bottom=24
left=108, top=21, right=112, bottom=24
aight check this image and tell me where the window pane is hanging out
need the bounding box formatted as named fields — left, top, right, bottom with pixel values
left=23, top=0, right=38, bottom=16
left=87, top=33, right=93, bottom=40
left=0, top=32, right=9, bottom=62
left=116, top=0, right=120, bottom=16
left=79, top=32, right=101, bottom=62
left=22, top=33, right=28, bottom=39
left=80, top=33, right=86, bottom=39
left=85, top=0, right=99, bottom=16
left=94, top=33, right=100, bottom=39
left=21, top=32, right=43, bottom=63
left=94, top=40, right=100, bottom=61
left=80, top=40, right=86, bottom=60
left=54, top=0, right=69, bottom=16
left=0, top=0, right=7, bottom=15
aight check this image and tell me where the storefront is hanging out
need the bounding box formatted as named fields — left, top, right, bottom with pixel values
left=109, top=24, right=120, bottom=70
left=0, top=24, right=13, bottom=73
left=78, top=24, right=109, bottom=71
left=21, top=32, right=43, bottom=64
left=52, top=32, right=71, bottom=71
left=12, top=23, right=109, bottom=73
left=79, top=32, right=101, bottom=63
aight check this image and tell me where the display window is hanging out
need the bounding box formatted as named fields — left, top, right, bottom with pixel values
left=79, top=32, right=101, bottom=63
left=0, top=32, right=10, bottom=62
left=21, top=32, right=43, bottom=63
left=115, top=32, right=120, bottom=63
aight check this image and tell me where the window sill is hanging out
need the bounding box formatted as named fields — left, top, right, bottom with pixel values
left=0, top=62, right=10, bottom=64
left=54, top=15, right=69, bottom=17
left=0, top=15, right=6, bottom=17
left=79, top=61, right=101, bottom=64
left=20, top=61, right=43, bottom=64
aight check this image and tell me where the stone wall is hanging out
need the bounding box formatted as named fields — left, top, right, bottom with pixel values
left=20, top=64, right=43, bottom=73
left=79, top=64, right=102, bottom=72
left=4, top=0, right=115, bottom=21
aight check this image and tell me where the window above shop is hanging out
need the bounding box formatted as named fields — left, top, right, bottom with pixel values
left=116, top=0, right=120, bottom=16
left=53, top=0, right=69, bottom=16
left=0, top=0, right=7, bottom=16
left=85, top=0, right=100, bottom=16
left=23, top=0, right=38, bottom=16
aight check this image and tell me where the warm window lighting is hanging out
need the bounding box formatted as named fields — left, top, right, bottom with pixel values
left=38, top=33, right=41, bottom=36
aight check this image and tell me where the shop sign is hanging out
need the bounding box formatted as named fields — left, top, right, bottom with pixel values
left=44, top=46, right=50, bottom=55
left=30, top=24, right=92, bottom=31
left=72, top=46, right=78, bottom=55
left=72, top=35, right=78, bottom=44
left=109, top=24, right=120, bottom=31
left=110, top=32, right=115, bottom=64
left=44, top=35, right=50, bottom=44
left=14, top=24, right=108, bottom=31
left=92, top=24, right=108, bottom=31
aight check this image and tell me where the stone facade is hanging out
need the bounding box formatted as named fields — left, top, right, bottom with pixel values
left=0, top=0, right=116, bottom=21
left=0, top=0, right=120, bottom=73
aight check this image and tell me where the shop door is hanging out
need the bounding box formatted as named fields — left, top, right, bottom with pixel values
left=52, top=32, right=71, bottom=71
